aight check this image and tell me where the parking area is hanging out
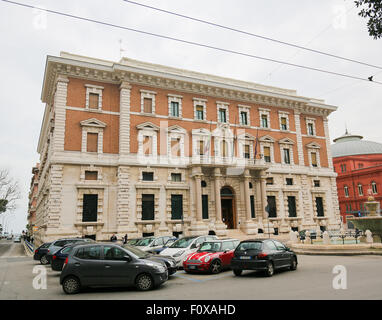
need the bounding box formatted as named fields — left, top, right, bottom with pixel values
left=1, top=243, right=382, bottom=300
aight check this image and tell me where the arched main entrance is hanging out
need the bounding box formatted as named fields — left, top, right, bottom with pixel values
left=220, top=187, right=236, bottom=229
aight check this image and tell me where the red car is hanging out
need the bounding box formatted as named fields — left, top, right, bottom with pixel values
left=183, top=239, right=240, bottom=274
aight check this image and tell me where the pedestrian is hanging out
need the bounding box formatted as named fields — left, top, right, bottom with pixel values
left=110, top=233, right=117, bottom=242
left=123, top=233, right=128, bottom=244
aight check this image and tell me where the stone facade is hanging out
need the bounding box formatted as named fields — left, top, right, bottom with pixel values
left=32, top=52, right=341, bottom=244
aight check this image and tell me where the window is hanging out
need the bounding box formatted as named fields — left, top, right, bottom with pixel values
left=221, top=140, right=228, bottom=157
left=142, top=172, right=154, bottom=181
left=358, top=184, right=363, bottom=196
left=171, top=195, right=183, bottom=220
left=311, top=152, right=318, bottom=167
left=344, top=185, right=349, bottom=197
left=263, top=146, right=271, bottom=163
left=316, top=197, right=324, bottom=217
left=265, top=240, right=277, bottom=251
left=103, top=246, right=127, bottom=260
left=314, top=180, right=320, bottom=187
left=87, top=133, right=98, bottom=153
left=244, top=144, right=250, bottom=159
left=82, top=194, right=98, bottom=222
left=143, top=136, right=152, bottom=155
left=358, top=163, right=364, bottom=169
left=307, top=123, right=314, bottom=136
left=143, top=97, right=153, bottom=113
left=201, top=180, right=207, bottom=188
left=267, top=196, right=277, bottom=218
left=85, top=171, right=98, bottom=180
left=171, top=138, right=180, bottom=157
left=283, top=148, right=291, bottom=164
left=286, top=178, right=293, bottom=185
left=266, top=177, right=274, bottom=185
left=288, top=196, right=297, bottom=217
left=142, top=194, right=155, bottom=220
left=198, top=140, right=205, bottom=156
left=75, top=246, right=101, bottom=260
left=195, top=105, right=204, bottom=120
left=250, top=195, right=255, bottom=218
left=170, top=101, right=179, bottom=117
left=89, top=93, right=99, bottom=109
left=219, top=108, right=227, bottom=123
left=222, top=241, right=234, bottom=251
left=372, top=181, right=378, bottom=194
left=261, top=114, right=268, bottom=128
left=171, top=173, right=182, bottom=182
left=240, top=111, right=248, bottom=126
left=202, top=195, right=209, bottom=219
left=273, top=240, right=286, bottom=251
left=280, top=117, right=288, bottom=130
left=341, top=164, right=347, bottom=172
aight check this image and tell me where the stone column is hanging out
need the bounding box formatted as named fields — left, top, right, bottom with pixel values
left=213, top=168, right=227, bottom=236
left=260, top=173, right=268, bottom=218
left=294, top=110, right=305, bottom=166
left=119, top=81, right=132, bottom=156
left=242, top=169, right=258, bottom=235
left=323, top=115, right=333, bottom=169
left=189, top=167, right=208, bottom=235
left=116, top=166, right=130, bottom=235
left=52, top=75, right=69, bottom=152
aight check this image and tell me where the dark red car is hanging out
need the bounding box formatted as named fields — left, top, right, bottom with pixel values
left=183, top=239, right=240, bottom=274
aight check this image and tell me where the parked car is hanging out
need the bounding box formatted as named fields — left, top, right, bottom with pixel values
left=160, top=235, right=218, bottom=267
left=6, top=234, right=13, bottom=240
left=51, top=242, right=90, bottom=271
left=183, top=239, right=240, bottom=274
left=125, top=238, right=142, bottom=246
left=13, top=235, right=21, bottom=243
left=33, top=242, right=52, bottom=264
left=45, top=238, right=95, bottom=264
left=152, top=237, right=177, bottom=254
left=122, top=244, right=177, bottom=275
left=134, top=236, right=173, bottom=253
left=230, top=239, right=298, bottom=277
left=60, top=243, right=168, bottom=294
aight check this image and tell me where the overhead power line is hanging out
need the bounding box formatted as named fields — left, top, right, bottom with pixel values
left=1, top=0, right=382, bottom=85
left=123, top=0, right=382, bottom=71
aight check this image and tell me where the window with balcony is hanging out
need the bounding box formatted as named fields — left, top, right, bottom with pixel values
left=263, top=146, right=271, bottom=163
left=87, top=133, right=98, bottom=153
left=283, top=148, right=291, bottom=164
left=244, top=144, right=250, bottom=159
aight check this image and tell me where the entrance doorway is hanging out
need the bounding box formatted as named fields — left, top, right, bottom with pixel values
left=220, top=187, right=236, bottom=229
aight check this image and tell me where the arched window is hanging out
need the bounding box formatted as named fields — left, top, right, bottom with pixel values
left=358, top=184, right=363, bottom=196
left=201, top=180, right=207, bottom=188
left=372, top=181, right=378, bottom=194
left=344, top=185, right=349, bottom=197
left=221, top=187, right=233, bottom=197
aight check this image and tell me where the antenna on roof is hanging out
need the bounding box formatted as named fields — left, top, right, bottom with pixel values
left=119, top=39, right=126, bottom=59
left=345, top=122, right=349, bottom=135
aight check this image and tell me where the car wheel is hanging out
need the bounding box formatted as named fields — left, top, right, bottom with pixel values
left=233, top=269, right=242, bottom=276
left=290, top=257, right=297, bottom=271
left=210, top=260, right=222, bottom=274
left=135, top=273, right=154, bottom=291
left=40, top=255, right=49, bottom=265
left=265, top=262, right=274, bottom=277
left=62, top=276, right=81, bottom=294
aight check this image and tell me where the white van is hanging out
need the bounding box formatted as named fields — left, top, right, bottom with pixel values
left=160, top=235, right=218, bottom=267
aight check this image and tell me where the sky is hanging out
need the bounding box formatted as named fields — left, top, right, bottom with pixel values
left=0, top=0, right=381, bottom=233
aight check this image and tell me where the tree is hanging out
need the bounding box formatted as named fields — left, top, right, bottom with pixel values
left=355, top=0, right=382, bottom=39
left=0, top=169, right=20, bottom=214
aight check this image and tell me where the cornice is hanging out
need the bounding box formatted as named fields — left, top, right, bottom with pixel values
left=41, top=55, right=337, bottom=117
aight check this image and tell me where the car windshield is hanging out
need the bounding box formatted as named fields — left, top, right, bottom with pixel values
left=126, top=239, right=141, bottom=245
left=198, top=242, right=221, bottom=252
left=236, top=242, right=263, bottom=251
left=122, top=245, right=151, bottom=259
left=135, top=237, right=155, bottom=246
left=61, top=247, right=73, bottom=254
left=169, top=237, right=197, bottom=248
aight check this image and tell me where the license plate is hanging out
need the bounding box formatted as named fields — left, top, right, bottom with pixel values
left=240, top=256, right=251, bottom=260
left=189, top=265, right=197, bottom=269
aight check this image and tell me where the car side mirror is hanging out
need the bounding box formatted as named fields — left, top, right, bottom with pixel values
left=123, top=255, right=131, bottom=262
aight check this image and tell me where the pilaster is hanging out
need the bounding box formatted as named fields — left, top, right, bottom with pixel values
left=52, top=75, right=68, bottom=152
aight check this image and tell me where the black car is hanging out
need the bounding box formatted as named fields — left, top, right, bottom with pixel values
left=60, top=243, right=168, bottom=294
left=122, top=244, right=177, bottom=276
left=51, top=242, right=89, bottom=271
left=230, top=239, right=298, bottom=277
left=33, top=242, right=52, bottom=264
left=45, top=238, right=95, bottom=264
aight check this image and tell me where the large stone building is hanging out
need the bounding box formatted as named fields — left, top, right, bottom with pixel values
left=27, top=163, right=39, bottom=235
left=33, top=52, right=341, bottom=243
left=331, top=131, right=382, bottom=227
